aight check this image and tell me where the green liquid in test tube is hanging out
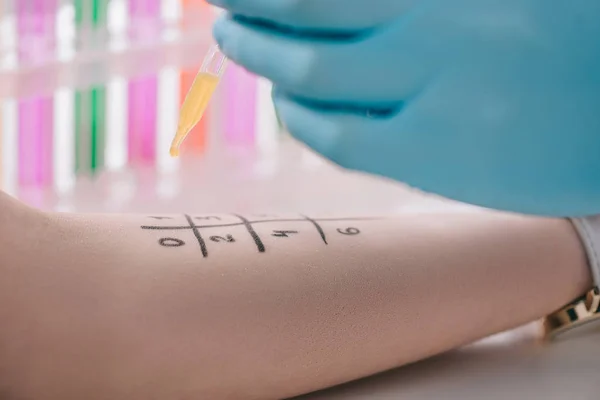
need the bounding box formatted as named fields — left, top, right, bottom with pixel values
left=74, top=0, right=107, bottom=175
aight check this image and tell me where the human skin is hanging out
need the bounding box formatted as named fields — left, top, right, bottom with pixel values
left=0, top=191, right=591, bottom=399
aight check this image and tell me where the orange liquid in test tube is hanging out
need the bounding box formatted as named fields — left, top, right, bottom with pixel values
left=180, top=0, right=213, bottom=155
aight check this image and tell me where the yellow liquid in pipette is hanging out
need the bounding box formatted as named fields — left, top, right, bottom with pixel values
left=170, top=72, right=220, bottom=157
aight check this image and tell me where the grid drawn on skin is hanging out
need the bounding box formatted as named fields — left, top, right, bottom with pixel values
left=141, top=214, right=381, bottom=256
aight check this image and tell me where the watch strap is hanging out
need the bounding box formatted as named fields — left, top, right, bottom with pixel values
left=570, top=216, right=600, bottom=288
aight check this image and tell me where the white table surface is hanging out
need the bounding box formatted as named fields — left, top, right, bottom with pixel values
left=17, top=140, right=600, bottom=400
left=298, top=323, right=600, bottom=400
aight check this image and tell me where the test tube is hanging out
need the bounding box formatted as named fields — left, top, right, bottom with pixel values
left=74, top=0, right=108, bottom=175
left=1, top=0, right=18, bottom=195
left=127, top=0, right=160, bottom=166
left=0, top=0, right=3, bottom=189
left=170, top=44, right=227, bottom=157
left=17, top=0, right=56, bottom=188
left=254, top=77, right=280, bottom=155
left=223, top=62, right=257, bottom=150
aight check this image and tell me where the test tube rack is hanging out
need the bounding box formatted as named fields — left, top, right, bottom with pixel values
left=0, top=0, right=283, bottom=199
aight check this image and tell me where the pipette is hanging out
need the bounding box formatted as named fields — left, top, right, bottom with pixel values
left=170, top=44, right=228, bottom=157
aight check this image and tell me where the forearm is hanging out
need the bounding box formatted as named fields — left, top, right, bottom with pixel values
left=0, top=201, right=592, bottom=399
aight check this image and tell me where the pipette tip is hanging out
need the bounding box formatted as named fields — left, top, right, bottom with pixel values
left=169, top=126, right=188, bottom=157
left=169, top=144, right=180, bottom=158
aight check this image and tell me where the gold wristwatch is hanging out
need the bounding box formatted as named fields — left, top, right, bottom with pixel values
left=544, top=286, right=600, bottom=339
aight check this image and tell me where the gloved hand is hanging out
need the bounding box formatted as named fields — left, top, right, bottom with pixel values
left=209, top=0, right=600, bottom=217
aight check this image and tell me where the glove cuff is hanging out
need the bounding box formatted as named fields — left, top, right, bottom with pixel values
left=570, top=216, right=600, bottom=288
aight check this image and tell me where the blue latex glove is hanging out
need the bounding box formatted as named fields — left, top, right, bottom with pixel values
left=209, top=0, right=600, bottom=216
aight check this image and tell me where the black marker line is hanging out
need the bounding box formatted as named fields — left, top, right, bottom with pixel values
left=184, top=214, right=208, bottom=257
left=301, top=214, right=327, bottom=244
left=141, top=216, right=384, bottom=231
left=233, top=214, right=265, bottom=253
left=141, top=225, right=195, bottom=230
left=313, top=217, right=382, bottom=222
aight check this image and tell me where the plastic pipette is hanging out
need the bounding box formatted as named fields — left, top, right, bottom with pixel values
left=180, top=0, right=215, bottom=155
left=169, top=44, right=228, bottom=157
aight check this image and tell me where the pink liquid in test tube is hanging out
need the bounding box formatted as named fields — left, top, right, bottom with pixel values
left=17, top=0, right=57, bottom=187
left=224, top=63, right=257, bottom=148
left=127, top=0, right=160, bottom=165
